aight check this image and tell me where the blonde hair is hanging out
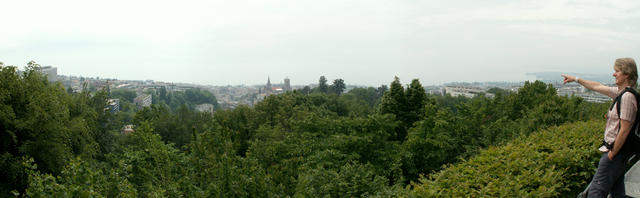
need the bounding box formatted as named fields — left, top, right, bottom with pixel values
left=614, top=58, right=638, bottom=88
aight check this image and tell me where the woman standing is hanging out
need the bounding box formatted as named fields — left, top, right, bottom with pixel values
left=562, top=58, right=638, bottom=197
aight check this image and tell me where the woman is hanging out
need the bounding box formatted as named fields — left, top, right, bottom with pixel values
left=562, top=57, right=638, bottom=197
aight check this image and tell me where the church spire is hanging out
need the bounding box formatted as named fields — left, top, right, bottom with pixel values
left=266, top=76, right=272, bottom=92
left=267, top=76, right=272, bottom=88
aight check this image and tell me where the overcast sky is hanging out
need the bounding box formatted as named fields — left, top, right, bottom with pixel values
left=1, top=0, right=639, bottom=86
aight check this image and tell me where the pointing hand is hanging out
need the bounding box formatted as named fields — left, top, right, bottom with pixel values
left=561, top=74, right=575, bottom=84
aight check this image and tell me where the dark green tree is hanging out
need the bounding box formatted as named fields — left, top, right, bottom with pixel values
left=347, top=87, right=380, bottom=107
left=379, top=77, right=405, bottom=115
left=405, top=79, right=428, bottom=126
left=318, top=76, right=328, bottom=93
left=0, top=61, right=104, bottom=194
left=377, top=85, right=388, bottom=98
left=213, top=105, right=258, bottom=156
left=506, top=81, right=557, bottom=118
left=378, top=77, right=408, bottom=141
left=295, top=162, right=389, bottom=197
left=330, top=78, right=346, bottom=95
left=487, top=87, right=510, bottom=96
left=301, top=86, right=311, bottom=95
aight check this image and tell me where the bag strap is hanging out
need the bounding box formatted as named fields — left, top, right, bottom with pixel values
left=613, top=87, right=640, bottom=119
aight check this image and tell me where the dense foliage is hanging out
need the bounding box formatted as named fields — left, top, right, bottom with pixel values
left=1, top=62, right=610, bottom=197
left=411, top=120, right=603, bottom=197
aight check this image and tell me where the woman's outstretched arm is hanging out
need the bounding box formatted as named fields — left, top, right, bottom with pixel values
left=562, top=74, right=610, bottom=96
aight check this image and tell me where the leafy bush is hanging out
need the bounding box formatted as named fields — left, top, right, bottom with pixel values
left=295, top=162, right=389, bottom=197
left=411, top=120, right=603, bottom=197
left=22, top=157, right=137, bottom=198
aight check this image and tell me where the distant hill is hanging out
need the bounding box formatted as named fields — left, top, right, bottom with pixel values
left=443, top=81, right=524, bottom=88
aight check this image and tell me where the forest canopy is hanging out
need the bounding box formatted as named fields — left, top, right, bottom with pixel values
left=1, top=61, right=609, bottom=197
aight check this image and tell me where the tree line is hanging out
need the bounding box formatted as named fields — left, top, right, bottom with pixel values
left=1, top=61, right=608, bottom=196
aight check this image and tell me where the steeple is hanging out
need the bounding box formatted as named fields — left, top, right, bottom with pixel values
left=266, top=76, right=272, bottom=90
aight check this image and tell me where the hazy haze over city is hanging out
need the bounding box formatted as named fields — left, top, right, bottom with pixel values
left=1, top=0, right=639, bottom=86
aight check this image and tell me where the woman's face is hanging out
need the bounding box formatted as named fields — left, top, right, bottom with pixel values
left=613, top=67, right=629, bottom=86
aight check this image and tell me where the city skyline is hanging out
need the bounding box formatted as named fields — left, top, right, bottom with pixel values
left=1, top=0, right=639, bottom=86
left=9, top=63, right=619, bottom=87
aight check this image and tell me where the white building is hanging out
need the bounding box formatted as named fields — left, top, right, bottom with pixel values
left=195, top=103, right=214, bottom=114
left=556, top=85, right=610, bottom=103
left=445, top=86, right=495, bottom=98
left=134, top=94, right=152, bottom=108
left=425, top=86, right=445, bottom=95
left=556, top=85, right=583, bottom=97
left=577, top=93, right=611, bottom=103
left=107, top=99, right=120, bottom=113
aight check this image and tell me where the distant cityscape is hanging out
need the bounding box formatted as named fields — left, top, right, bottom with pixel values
left=34, top=66, right=614, bottom=112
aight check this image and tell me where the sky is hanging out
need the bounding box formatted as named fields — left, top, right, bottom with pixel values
left=1, top=0, right=639, bottom=86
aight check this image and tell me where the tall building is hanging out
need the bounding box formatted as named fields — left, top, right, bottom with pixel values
left=134, top=94, right=152, bottom=109
left=266, top=77, right=272, bottom=91
left=107, top=99, right=120, bottom=114
left=39, top=66, right=57, bottom=82
left=260, top=77, right=273, bottom=94
left=284, top=77, right=291, bottom=91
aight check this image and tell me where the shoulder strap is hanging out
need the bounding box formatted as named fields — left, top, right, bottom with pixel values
left=611, top=87, right=637, bottom=118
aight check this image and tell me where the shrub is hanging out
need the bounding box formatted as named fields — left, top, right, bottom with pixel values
left=411, top=120, right=603, bottom=197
